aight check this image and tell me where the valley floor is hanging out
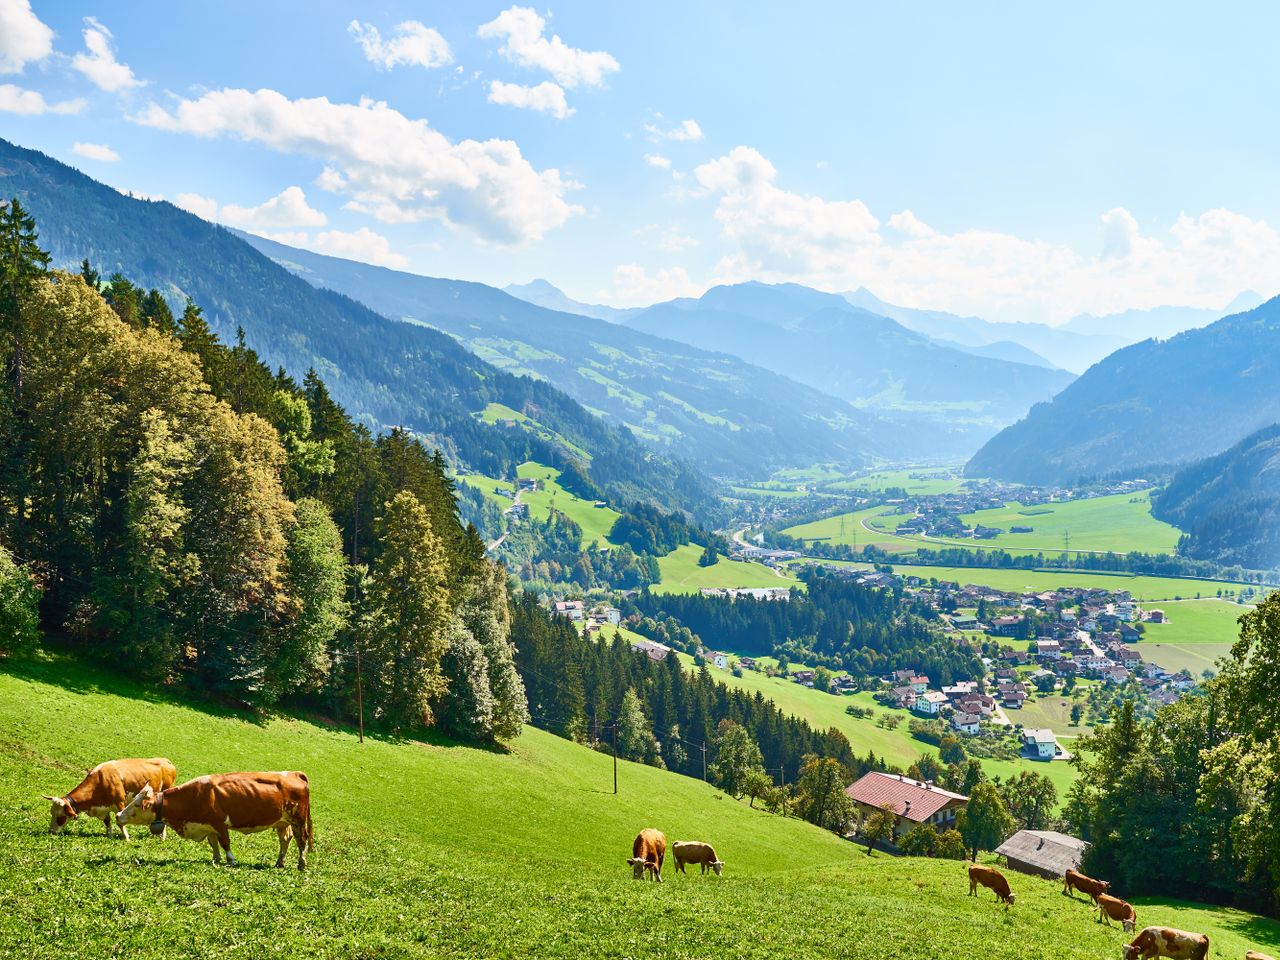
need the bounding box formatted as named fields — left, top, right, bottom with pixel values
left=4, top=657, right=1277, bottom=958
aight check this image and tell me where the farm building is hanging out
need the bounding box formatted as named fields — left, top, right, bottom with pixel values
left=995, top=830, right=1089, bottom=880
left=845, top=772, right=968, bottom=845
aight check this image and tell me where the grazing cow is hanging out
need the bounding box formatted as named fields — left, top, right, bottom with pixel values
left=1096, top=893, right=1137, bottom=933
left=117, top=771, right=313, bottom=869
left=968, top=863, right=1016, bottom=906
left=1245, top=953, right=1277, bottom=960
left=672, top=840, right=724, bottom=876
left=1064, top=867, right=1112, bottom=902
left=43, top=758, right=176, bottom=841
left=1121, top=927, right=1209, bottom=960
left=627, top=828, right=666, bottom=882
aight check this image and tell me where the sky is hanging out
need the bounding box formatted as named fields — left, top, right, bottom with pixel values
left=2, top=0, right=1280, bottom=323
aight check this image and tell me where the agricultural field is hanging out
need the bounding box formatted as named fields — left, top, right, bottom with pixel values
left=7, top=656, right=1275, bottom=958
left=516, top=462, right=621, bottom=546
left=653, top=544, right=801, bottom=595
left=1136, top=599, right=1249, bottom=676
left=827, top=466, right=969, bottom=496
left=950, top=491, right=1180, bottom=555
left=782, top=505, right=917, bottom=553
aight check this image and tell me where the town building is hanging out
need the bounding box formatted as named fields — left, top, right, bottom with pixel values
left=845, top=772, right=969, bottom=845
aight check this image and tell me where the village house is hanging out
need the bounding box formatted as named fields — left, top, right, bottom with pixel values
left=737, top=656, right=757, bottom=671
left=915, top=691, right=948, bottom=716
left=887, top=686, right=918, bottom=709
left=792, top=669, right=816, bottom=687
left=951, top=711, right=981, bottom=735
left=950, top=614, right=980, bottom=630
left=630, top=639, right=670, bottom=662
left=907, top=674, right=929, bottom=694
left=846, top=772, right=969, bottom=845
left=711, top=651, right=730, bottom=669
left=1120, top=648, right=1143, bottom=671
left=553, top=600, right=585, bottom=621
left=1035, top=639, right=1061, bottom=659
left=1023, top=728, right=1061, bottom=760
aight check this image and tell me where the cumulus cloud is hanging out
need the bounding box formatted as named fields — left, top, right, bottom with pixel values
left=689, top=145, right=1280, bottom=323
left=349, top=20, right=452, bottom=70
left=0, top=0, right=52, bottom=74
left=131, top=87, right=580, bottom=244
left=644, top=153, right=671, bottom=169
left=175, top=192, right=218, bottom=220
left=72, top=17, right=142, bottom=92
left=610, top=264, right=702, bottom=305
left=308, top=227, right=408, bottom=268
left=478, top=6, right=619, bottom=88
left=0, top=83, right=85, bottom=115
left=487, top=79, right=572, bottom=119
left=220, top=186, right=327, bottom=229
left=644, top=118, right=703, bottom=142
left=72, top=141, right=119, bottom=162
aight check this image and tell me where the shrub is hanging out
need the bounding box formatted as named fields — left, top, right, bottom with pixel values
left=0, top=546, right=40, bottom=657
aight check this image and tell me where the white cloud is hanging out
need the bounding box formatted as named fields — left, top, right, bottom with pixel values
left=644, top=153, right=671, bottom=169
left=348, top=20, right=452, bottom=71
left=221, top=186, right=327, bottom=229
left=690, top=145, right=1280, bottom=323
left=72, top=141, right=119, bottom=162
left=72, top=17, right=142, bottom=92
left=0, top=0, right=52, bottom=73
left=131, top=87, right=580, bottom=244
left=644, top=118, right=703, bottom=142
left=309, top=227, right=407, bottom=268
left=610, top=264, right=702, bottom=305
left=487, top=79, right=572, bottom=119
left=175, top=192, right=218, bottom=220
left=478, top=6, right=619, bottom=88
left=658, top=230, right=698, bottom=253
left=0, top=83, right=85, bottom=115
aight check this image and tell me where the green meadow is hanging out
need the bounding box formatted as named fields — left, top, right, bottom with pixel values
left=5, top=656, right=1277, bottom=959
left=946, top=491, right=1181, bottom=555
left=652, top=543, right=801, bottom=594
left=516, top=461, right=621, bottom=546
left=782, top=505, right=917, bottom=553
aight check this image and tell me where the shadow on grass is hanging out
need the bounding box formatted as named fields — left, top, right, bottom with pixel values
left=1, top=652, right=509, bottom=755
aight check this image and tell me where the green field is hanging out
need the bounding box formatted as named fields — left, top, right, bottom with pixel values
left=474, top=402, right=591, bottom=461
left=829, top=467, right=968, bottom=496
left=782, top=505, right=916, bottom=553
left=1135, top=599, right=1247, bottom=675
left=516, top=462, right=621, bottom=546
left=653, top=543, right=801, bottom=594
left=6, top=657, right=1275, bottom=958
left=456, top=472, right=516, bottom=512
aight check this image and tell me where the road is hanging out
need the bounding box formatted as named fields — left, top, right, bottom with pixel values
left=486, top=487, right=523, bottom=552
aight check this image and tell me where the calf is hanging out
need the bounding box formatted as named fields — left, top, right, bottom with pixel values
left=1096, top=893, right=1137, bottom=933
left=627, top=828, right=666, bottom=882
left=968, top=863, right=1015, bottom=907
left=1065, top=867, right=1112, bottom=902
left=44, top=758, right=176, bottom=841
left=1122, top=927, right=1209, bottom=960
left=672, top=840, right=724, bottom=876
left=1245, top=953, right=1276, bottom=960
left=117, top=771, right=313, bottom=869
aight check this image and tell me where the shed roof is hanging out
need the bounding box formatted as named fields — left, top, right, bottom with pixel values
left=995, top=830, right=1089, bottom=875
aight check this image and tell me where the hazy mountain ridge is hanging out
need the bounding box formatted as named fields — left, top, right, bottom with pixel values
left=503, top=279, right=643, bottom=324
left=965, top=296, right=1280, bottom=485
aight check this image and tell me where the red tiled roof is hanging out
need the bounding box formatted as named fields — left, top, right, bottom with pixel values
left=845, top=771, right=968, bottom=823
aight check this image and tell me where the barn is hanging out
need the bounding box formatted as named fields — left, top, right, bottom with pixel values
left=995, top=829, right=1089, bottom=880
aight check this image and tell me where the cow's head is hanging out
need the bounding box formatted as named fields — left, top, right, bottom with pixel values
left=627, top=857, right=647, bottom=880
left=116, top=784, right=157, bottom=828
left=1122, top=917, right=1136, bottom=935
left=42, top=796, right=76, bottom=834
left=1004, top=892, right=1017, bottom=905
left=1121, top=944, right=1140, bottom=960
left=710, top=859, right=725, bottom=876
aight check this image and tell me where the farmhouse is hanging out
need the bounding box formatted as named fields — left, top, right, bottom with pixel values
left=553, top=600, right=585, bottom=621
left=914, top=691, right=948, bottom=715
left=995, top=830, right=1089, bottom=880
left=1023, top=728, right=1061, bottom=760
left=630, top=639, right=670, bottom=662
left=951, top=711, right=981, bottom=735
left=846, top=772, right=968, bottom=844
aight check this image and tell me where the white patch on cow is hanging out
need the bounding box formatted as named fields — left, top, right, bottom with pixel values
left=182, top=823, right=218, bottom=842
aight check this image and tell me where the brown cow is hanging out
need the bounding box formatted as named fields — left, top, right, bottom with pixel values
left=1245, top=952, right=1277, bottom=960
left=1122, top=927, right=1209, bottom=960
left=1065, top=867, right=1112, bottom=902
left=1096, top=893, right=1137, bottom=933
left=627, top=828, right=666, bottom=882
left=968, top=863, right=1015, bottom=907
left=672, top=840, right=724, bottom=876
left=43, top=758, right=176, bottom=841
left=117, top=772, right=313, bottom=870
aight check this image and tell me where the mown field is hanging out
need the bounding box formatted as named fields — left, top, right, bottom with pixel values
left=1136, top=599, right=1248, bottom=676
left=4, top=657, right=1277, bottom=959
left=652, top=543, right=801, bottom=594
left=516, top=461, right=621, bottom=546
left=949, top=491, right=1180, bottom=555
left=782, top=505, right=916, bottom=553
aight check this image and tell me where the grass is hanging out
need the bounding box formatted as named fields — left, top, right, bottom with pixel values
left=474, top=403, right=592, bottom=461
left=1135, top=599, right=1248, bottom=676
left=5, top=656, right=1277, bottom=959
left=516, top=462, right=621, bottom=546
left=828, top=467, right=969, bottom=496
left=652, top=543, right=801, bottom=595
left=782, top=505, right=917, bottom=553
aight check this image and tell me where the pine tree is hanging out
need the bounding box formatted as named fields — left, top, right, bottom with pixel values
left=460, top=560, right=528, bottom=741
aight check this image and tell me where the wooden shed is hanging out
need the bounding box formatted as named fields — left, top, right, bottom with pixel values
left=995, top=830, right=1089, bottom=880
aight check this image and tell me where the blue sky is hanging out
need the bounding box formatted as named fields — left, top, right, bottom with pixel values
left=3, top=0, right=1279, bottom=322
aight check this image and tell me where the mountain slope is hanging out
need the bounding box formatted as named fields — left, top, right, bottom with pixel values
left=1153, top=423, right=1280, bottom=570
left=504, top=278, right=642, bottom=323
left=966, top=296, right=1280, bottom=485
left=241, top=234, right=884, bottom=477
left=626, top=282, right=1075, bottom=425
left=0, top=137, right=714, bottom=514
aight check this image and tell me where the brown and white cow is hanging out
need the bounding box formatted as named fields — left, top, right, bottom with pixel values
left=44, top=757, right=176, bottom=841
left=627, top=828, right=666, bottom=882
left=117, top=771, right=313, bottom=869
left=1096, top=893, right=1137, bottom=933
left=1065, top=867, right=1112, bottom=902
left=672, top=840, right=724, bottom=876
left=968, top=863, right=1015, bottom=906
left=1245, top=952, right=1277, bottom=960
left=1121, top=927, right=1209, bottom=960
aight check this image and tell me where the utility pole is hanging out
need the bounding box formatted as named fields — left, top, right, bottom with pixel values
left=701, top=741, right=708, bottom=782
left=612, top=724, right=618, bottom=795
left=354, top=638, right=364, bottom=745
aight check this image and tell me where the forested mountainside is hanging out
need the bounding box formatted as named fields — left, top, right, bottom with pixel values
left=966, top=295, right=1280, bottom=485
left=240, top=233, right=883, bottom=477
left=0, top=138, right=715, bottom=517
left=1153, top=423, right=1280, bottom=570
left=625, top=283, right=1074, bottom=432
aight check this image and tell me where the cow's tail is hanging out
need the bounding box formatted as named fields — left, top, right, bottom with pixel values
left=304, top=801, right=314, bottom=851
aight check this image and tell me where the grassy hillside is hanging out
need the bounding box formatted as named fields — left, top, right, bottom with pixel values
left=4, top=657, right=1277, bottom=958
left=516, top=462, right=621, bottom=545
left=947, top=491, right=1179, bottom=555
left=783, top=505, right=917, bottom=553
left=653, top=543, right=801, bottom=594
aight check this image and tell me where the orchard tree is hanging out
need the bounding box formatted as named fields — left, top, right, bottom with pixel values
left=711, top=719, right=766, bottom=798
left=957, top=782, right=1015, bottom=861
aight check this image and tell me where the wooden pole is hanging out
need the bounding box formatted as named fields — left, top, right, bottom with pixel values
left=612, top=724, right=618, bottom=795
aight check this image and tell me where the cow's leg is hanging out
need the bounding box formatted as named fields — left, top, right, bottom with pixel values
left=207, top=836, right=222, bottom=864
left=276, top=826, right=291, bottom=868
left=216, top=825, right=235, bottom=867
left=296, top=830, right=307, bottom=872
left=115, top=805, right=131, bottom=842
left=102, top=813, right=113, bottom=838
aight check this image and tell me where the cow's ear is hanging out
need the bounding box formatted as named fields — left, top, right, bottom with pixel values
left=41, top=795, right=57, bottom=802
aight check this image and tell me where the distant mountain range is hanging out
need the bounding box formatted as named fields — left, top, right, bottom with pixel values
left=965, top=295, right=1280, bottom=485
left=619, top=282, right=1075, bottom=426
left=0, top=137, right=718, bottom=516
left=504, top=279, right=642, bottom=324
left=1152, top=423, right=1280, bottom=570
